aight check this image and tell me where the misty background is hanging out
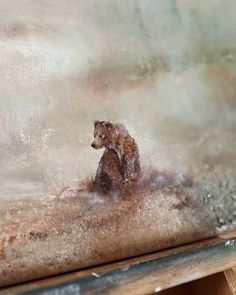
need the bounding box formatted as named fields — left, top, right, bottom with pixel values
left=1, top=0, right=236, bottom=199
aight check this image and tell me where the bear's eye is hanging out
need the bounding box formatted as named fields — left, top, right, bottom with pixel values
left=99, top=133, right=105, bottom=139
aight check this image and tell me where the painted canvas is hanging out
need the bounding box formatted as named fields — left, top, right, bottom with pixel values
left=0, top=0, right=236, bottom=287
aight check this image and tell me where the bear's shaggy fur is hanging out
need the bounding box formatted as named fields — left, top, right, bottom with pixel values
left=91, top=120, right=140, bottom=192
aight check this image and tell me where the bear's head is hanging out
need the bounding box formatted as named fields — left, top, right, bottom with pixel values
left=91, top=120, right=115, bottom=149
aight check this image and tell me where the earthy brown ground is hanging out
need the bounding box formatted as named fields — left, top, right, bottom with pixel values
left=0, top=169, right=235, bottom=287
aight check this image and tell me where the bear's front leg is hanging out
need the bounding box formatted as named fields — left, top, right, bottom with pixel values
left=95, top=149, right=124, bottom=192
left=103, top=154, right=124, bottom=191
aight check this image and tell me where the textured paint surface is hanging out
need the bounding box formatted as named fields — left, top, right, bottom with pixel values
left=0, top=0, right=236, bottom=287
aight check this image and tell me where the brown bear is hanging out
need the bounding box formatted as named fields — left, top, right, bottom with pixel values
left=91, top=120, right=140, bottom=192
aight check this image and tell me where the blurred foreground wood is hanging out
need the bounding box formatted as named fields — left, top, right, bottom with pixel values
left=224, top=267, right=236, bottom=295
left=159, top=272, right=233, bottom=295
left=1, top=236, right=236, bottom=295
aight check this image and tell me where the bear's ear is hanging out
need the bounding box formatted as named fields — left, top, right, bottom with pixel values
left=103, top=121, right=112, bottom=128
left=93, top=120, right=100, bottom=127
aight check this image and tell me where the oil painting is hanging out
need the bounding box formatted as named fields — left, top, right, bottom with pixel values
left=0, top=0, right=236, bottom=287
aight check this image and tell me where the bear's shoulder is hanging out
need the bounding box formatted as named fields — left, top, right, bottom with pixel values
left=122, top=135, right=138, bottom=155
left=114, top=123, right=129, bottom=138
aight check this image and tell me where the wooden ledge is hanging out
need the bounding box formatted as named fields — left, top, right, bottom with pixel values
left=1, top=237, right=236, bottom=295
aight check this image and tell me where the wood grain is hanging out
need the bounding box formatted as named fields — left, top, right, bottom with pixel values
left=159, top=272, right=232, bottom=295
left=225, top=267, right=236, bottom=295
left=190, top=272, right=233, bottom=295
